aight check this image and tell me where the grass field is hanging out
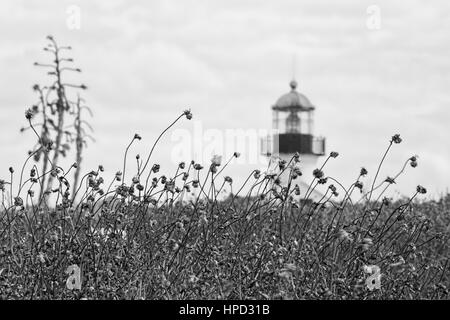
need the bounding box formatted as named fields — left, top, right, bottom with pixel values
left=0, top=110, right=448, bottom=300
left=0, top=37, right=448, bottom=300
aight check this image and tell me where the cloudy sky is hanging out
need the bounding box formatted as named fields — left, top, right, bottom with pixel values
left=1, top=0, right=449, bottom=199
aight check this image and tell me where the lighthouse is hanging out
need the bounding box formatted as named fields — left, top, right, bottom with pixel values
left=261, top=79, right=326, bottom=198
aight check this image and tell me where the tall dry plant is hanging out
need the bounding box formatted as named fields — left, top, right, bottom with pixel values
left=21, top=35, right=93, bottom=201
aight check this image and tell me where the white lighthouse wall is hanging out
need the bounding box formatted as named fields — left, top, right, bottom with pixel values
left=276, top=153, right=326, bottom=202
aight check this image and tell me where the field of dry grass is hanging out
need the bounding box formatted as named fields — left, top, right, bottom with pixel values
left=0, top=37, right=448, bottom=300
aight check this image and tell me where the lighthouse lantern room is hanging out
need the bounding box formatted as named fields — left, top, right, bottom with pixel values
left=262, top=79, right=326, bottom=185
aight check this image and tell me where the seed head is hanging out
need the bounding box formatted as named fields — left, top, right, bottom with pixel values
left=293, top=167, right=302, bottom=177
left=391, top=134, right=402, bottom=144
left=360, top=167, right=368, bottom=176
left=313, top=168, right=324, bottom=179
left=9, top=167, right=14, bottom=174
left=152, top=164, right=160, bottom=173
left=14, top=196, right=23, bottom=207
left=25, top=108, right=34, bottom=120
left=355, top=181, right=363, bottom=190
left=164, top=179, right=175, bottom=192
left=330, top=151, right=339, bottom=158
left=416, top=185, right=427, bottom=194
left=233, top=152, right=241, bottom=158
left=385, top=176, right=396, bottom=184
left=134, top=133, right=142, bottom=140
left=183, top=109, right=193, bottom=120
left=45, top=141, right=53, bottom=152
left=224, top=176, right=233, bottom=184
left=193, top=163, right=203, bottom=170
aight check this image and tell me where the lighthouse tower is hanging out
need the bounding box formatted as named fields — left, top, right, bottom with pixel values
left=262, top=79, right=326, bottom=196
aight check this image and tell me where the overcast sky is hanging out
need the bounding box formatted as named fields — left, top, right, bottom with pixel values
left=1, top=0, right=449, bottom=199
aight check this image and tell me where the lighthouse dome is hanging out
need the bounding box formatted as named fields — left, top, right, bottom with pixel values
left=272, top=80, right=315, bottom=111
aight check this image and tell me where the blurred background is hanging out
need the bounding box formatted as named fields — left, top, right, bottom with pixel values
left=0, top=0, right=449, bottom=198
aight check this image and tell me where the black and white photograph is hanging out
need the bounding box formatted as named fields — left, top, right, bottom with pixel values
left=0, top=0, right=449, bottom=311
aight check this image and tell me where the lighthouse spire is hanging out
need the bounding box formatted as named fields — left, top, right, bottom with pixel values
left=291, top=53, right=297, bottom=82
